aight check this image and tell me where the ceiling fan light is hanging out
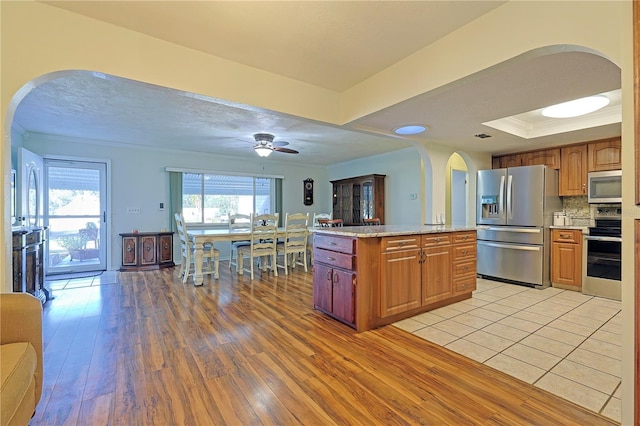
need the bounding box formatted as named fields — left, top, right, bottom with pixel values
left=254, top=146, right=272, bottom=157
left=541, top=95, right=610, bottom=118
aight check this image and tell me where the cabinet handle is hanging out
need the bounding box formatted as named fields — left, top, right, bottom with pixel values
left=326, top=271, right=332, bottom=281
left=327, top=256, right=336, bottom=261
left=333, top=274, right=340, bottom=284
left=560, top=234, right=572, bottom=239
left=329, top=242, right=337, bottom=246
left=582, top=183, right=586, bottom=193
left=462, top=249, right=468, bottom=255
left=461, top=235, right=469, bottom=240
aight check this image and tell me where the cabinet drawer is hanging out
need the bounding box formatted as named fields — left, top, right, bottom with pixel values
left=453, top=244, right=476, bottom=261
left=454, top=275, right=476, bottom=293
left=382, top=235, right=420, bottom=252
left=314, top=234, right=355, bottom=254
left=453, top=232, right=476, bottom=244
left=422, top=233, right=452, bottom=247
left=551, top=229, right=581, bottom=244
left=314, top=247, right=355, bottom=270
left=453, top=259, right=476, bottom=278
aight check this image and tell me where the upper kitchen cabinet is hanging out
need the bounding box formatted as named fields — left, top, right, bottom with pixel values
left=498, top=154, right=523, bottom=168
left=560, top=144, right=588, bottom=196
left=523, top=148, right=561, bottom=169
left=588, top=138, right=622, bottom=171
left=332, top=174, right=385, bottom=226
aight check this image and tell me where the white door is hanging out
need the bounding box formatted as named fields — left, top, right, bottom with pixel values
left=44, top=159, right=108, bottom=274
left=451, top=169, right=468, bottom=226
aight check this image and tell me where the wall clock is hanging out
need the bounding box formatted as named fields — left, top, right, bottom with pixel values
left=303, top=178, right=314, bottom=205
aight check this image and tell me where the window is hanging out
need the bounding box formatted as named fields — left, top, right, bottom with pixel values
left=182, top=173, right=274, bottom=224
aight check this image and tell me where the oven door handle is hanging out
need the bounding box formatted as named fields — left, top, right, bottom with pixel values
left=584, top=236, right=622, bottom=242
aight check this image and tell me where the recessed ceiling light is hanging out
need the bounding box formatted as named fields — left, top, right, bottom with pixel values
left=394, top=125, right=427, bottom=135
left=541, top=95, right=610, bottom=118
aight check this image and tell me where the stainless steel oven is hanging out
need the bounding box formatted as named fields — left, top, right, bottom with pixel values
left=582, top=206, right=621, bottom=300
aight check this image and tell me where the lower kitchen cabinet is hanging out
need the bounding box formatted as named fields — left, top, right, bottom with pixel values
left=313, top=229, right=476, bottom=331
left=551, top=229, right=582, bottom=290
left=312, top=234, right=357, bottom=326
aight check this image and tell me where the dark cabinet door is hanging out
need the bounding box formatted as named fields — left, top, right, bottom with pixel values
left=332, top=268, right=355, bottom=324
left=313, top=263, right=333, bottom=313
left=159, top=234, right=173, bottom=263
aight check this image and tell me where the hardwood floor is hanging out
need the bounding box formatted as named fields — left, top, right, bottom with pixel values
left=32, top=265, right=618, bottom=425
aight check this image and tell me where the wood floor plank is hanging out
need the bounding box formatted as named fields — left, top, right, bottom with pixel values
left=34, top=267, right=618, bottom=425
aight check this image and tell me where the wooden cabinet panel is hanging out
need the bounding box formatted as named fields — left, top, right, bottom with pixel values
left=560, top=144, right=588, bottom=196
left=588, top=138, right=622, bottom=171
left=380, top=248, right=422, bottom=318
left=523, top=148, right=561, bottom=169
left=159, top=234, right=173, bottom=264
left=422, top=234, right=452, bottom=247
left=313, top=263, right=333, bottom=313
left=314, top=234, right=355, bottom=253
left=499, top=154, right=523, bottom=168
left=313, top=247, right=355, bottom=270
left=422, top=246, right=452, bottom=305
left=332, top=269, right=356, bottom=324
left=331, top=174, right=385, bottom=225
left=551, top=229, right=582, bottom=289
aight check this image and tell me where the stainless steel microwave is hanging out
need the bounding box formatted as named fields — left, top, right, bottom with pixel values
left=588, top=170, right=622, bottom=203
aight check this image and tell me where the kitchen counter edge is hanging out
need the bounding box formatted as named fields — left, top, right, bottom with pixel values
left=311, top=224, right=477, bottom=238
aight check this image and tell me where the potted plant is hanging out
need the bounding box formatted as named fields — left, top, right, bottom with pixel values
left=58, top=222, right=99, bottom=261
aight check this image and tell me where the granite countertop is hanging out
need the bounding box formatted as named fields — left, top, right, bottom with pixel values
left=311, top=224, right=477, bottom=238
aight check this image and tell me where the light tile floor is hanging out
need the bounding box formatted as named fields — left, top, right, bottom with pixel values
left=393, top=278, right=622, bottom=423
left=46, top=270, right=119, bottom=290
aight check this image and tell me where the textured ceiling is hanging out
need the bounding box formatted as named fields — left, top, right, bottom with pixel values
left=13, top=2, right=621, bottom=166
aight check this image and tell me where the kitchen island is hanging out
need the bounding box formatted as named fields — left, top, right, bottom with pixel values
left=312, top=225, right=477, bottom=332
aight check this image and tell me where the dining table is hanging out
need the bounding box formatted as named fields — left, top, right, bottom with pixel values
left=187, top=227, right=294, bottom=286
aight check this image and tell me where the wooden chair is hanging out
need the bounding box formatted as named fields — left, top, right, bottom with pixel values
left=308, top=212, right=332, bottom=265
left=319, top=218, right=343, bottom=227
left=228, top=213, right=251, bottom=271
left=363, top=218, right=381, bottom=226
left=237, top=213, right=279, bottom=280
left=276, top=212, right=309, bottom=274
left=174, top=212, right=219, bottom=283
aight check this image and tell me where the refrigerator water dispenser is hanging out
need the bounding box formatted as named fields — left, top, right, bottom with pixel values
left=480, top=195, right=500, bottom=219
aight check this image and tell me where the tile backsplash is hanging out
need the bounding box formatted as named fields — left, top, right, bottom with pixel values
left=561, top=196, right=591, bottom=226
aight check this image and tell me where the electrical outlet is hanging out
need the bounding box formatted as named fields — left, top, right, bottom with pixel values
left=127, top=207, right=141, bottom=214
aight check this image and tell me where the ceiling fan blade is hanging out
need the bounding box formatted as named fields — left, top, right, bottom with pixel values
left=272, top=140, right=289, bottom=147
left=273, top=147, right=299, bottom=154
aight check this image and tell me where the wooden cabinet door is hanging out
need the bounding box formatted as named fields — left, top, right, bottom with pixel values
left=588, top=138, right=622, bottom=171
left=122, top=236, right=137, bottom=266
left=499, top=154, right=523, bottom=168
left=524, top=148, right=561, bottom=169
left=422, top=246, right=452, bottom=305
left=159, top=234, right=173, bottom=264
left=140, top=235, right=157, bottom=265
left=379, top=249, right=421, bottom=318
left=313, top=263, right=333, bottom=313
left=332, top=268, right=355, bottom=324
left=551, top=242, right=581, bottom=287
left=560, top=145, right=587, bottom=196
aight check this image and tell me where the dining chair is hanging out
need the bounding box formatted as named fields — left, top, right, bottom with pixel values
left=276, top=212, right=309, bottom=274
left=174, top=212, right=219, bottom=283
left=321, top=218, right=343, bottom=227
left=308, top=212, right=332, bottom=265
left=237, top=213, right=279, bottom=280
left=363, top=218, right=381, bottom=226
left=228, top=213, right=251, bottom=271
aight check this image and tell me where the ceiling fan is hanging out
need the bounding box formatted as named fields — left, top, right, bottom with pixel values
left=253, top=133, right=299, bottom=157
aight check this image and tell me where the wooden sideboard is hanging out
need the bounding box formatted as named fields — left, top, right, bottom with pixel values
left=119, top=231, right=175, bottom=271
left=12, top=227, right=50, bottom=304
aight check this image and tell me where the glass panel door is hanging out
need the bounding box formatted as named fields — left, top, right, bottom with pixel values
left=44, top=160, right=107, bottom=274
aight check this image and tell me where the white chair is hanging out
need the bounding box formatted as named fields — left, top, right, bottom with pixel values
left=308, top=212, right=332, bottom=266
left=174, top=212, right=219, bottom=283
left=228, top=213, right=251, bottom=271
left=276, top=212, right=309, bottom=274
left=237, top=213, right=279, bottom=280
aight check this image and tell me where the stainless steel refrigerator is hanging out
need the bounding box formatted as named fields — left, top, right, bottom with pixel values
left=476, top=165, right=562, bottom=288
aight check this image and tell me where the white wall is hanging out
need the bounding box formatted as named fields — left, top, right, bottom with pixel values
left=23, top=133, right=329, bottom=270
